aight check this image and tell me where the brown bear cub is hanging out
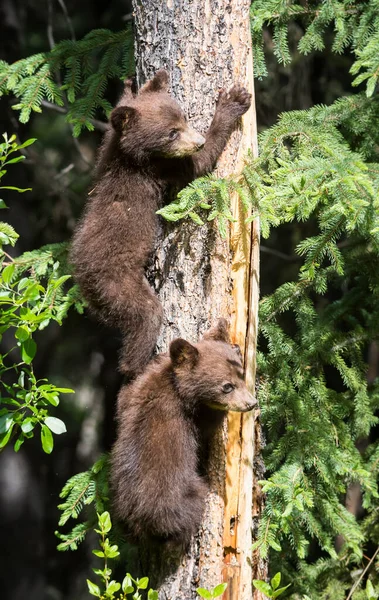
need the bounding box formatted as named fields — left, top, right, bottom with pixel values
left=110, top=319, right=257, bottom=545
left=70, top=70, right=251, bottom=377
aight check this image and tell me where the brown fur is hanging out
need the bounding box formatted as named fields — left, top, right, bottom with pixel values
left=110, top=319, right=257, bottom=544
left=70, top=70, right=251, bottom=377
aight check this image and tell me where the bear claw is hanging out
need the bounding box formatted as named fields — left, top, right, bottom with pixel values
left=217, top=84, right=251, bottom=117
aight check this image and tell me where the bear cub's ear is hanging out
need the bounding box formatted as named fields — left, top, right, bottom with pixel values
left=232, top=344, right=243, bottom=361
left=140, top=69, right=169, bottom=94
left=170, top=338, right=199, bottom=368
left=110, top=106, right=138, bottom=133
left=120, top=78, right=136, bottom=102
left=202, top=318, right=230, bottom=343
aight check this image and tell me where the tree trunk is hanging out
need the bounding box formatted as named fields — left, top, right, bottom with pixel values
left=132, top=1, right=266, bottom=598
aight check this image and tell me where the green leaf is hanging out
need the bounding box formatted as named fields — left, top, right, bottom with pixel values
left=18, top=138, right=37, bottom=149
left=87, top=580, right=101, bottom=597
left=137, top=577, right=149, bottom=590
left=0, top=424, right=15, bottom=448
left=213, top=583, right=228, bottom=597
left=45, top=416, right=67, bottom=435
left=0, top=185, right=31, bottom=193
left=4, top=155, right=25, bottom=165
left=0, top=413, right=14, bottom=434
left=104, top=544, right=119, bottom=559
left=122, top=575, right=134, bottom=593
left=41, top=392, right=59, bottom=406
left=366, top=580, right=377, bottom=600
left=253, top=580, right=272, bottom=596
left=92, top=550, right=105, bottom=558
left=41, top=424, right=54, bottom=454
left=271, top=573, right=281, bottom=590
left=106, top=581, right=121, bottom=595
left=124, top=586, right=135, bottom=594
left=18, top=277, right=30, bottom=291
left=196, top=589, right=212, bottom=599
left=24, top=282, right=42, bottom=301
left=148, top=591, right=159, bottom=600
left=99, top=511, right=112, bottom=534
left=2, top=263, right=15, bottom=283
left=51, top=275, right=71, bottom=289
left=21, top=337, right=37, bottom=364
left=15, top=326, right=30, bottom=342
left=272, top=584, right=292, bottom=598
left=21, top=418, right=36, bottom=433
left=0, top=200, right=8, bottom=209
left=14, top=435, right=25, bottom=452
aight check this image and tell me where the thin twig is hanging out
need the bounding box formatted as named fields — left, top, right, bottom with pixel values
left=40, top=99, right=66, bottom=114
left=47, top=0, right=56, bottom=51
left=40, top=100, right=108, bottom=132
left=260, top=245, right=300, bottom=262
left=72, top=135, right=92, bottom=166
left=44, top=5, right=100, bottom=167
left=54, top=163, right=75, bottom=179
left=346, top=545, right=379, bottom=600
left=2, top=250, right=14, bottom=262
left=56, top=0, right=76, bottom=41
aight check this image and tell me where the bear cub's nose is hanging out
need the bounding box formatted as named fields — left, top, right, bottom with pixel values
left=246, top=394, right=258, bottom=412
left=195, top=134, right=206, bottom=149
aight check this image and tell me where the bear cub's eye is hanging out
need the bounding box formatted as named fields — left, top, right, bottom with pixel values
left=168, top=129, right=179, bottom=140
left=222, top=383, right=235, bottom=394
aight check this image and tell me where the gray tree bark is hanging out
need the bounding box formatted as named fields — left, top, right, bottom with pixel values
left=131, top=1, right=266, bottom=598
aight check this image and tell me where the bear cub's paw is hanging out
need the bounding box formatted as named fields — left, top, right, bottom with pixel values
left=217, top=85, right=252, bottom=118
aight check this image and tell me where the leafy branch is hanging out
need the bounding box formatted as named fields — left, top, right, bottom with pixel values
left=250, top=0, right=379, bottom=96
left=0, top=133, right=82, bottom=452
left=0, top=26, right=134, bottom=135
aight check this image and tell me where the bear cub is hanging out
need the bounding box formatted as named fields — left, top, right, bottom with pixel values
left=110, top=319, right=257, bottom=545
left=70, top=70, right=251, bottom=378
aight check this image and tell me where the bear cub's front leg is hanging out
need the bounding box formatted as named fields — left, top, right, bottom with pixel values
left=191, top=84, right=252, bottom=177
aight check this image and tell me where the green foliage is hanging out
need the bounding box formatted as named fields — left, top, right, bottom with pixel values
left=0, top=26, right=134, bottom=135
left=196, top=583, right=228, bottom=599
left=57, top=459, right=228, bottom=600
left=366, top=579, right=379, bottom=600
left=251, top=96, right=379, bottom=596
left=253, top=572, right=291, bottom=598
left=84, top=511, right=229, bottom=600
left=86, top=511, right=159, bottom=600
left=244, top=4, right=379, bottom=597
left=159, top=92, right=379, bottom=597
left=157, top=175, right=237, bottom=238
left=250, top=0, right=379, bottom=96
left=56, top=454, right=109, bottom=551
left=159, top=93, right=379, bottom=236
left=0, top=134, right=82, bottom=452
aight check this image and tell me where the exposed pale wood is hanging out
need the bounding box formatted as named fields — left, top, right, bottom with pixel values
left=132, top=1, right=264, bottom=597
left=222, top=14, right=263, bottom=600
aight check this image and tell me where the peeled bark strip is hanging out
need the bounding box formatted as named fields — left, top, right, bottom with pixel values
left=132, top=1, right=264, bottom=597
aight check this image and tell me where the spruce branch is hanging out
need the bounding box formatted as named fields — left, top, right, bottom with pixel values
left=0, top=26, right=134, bottom=135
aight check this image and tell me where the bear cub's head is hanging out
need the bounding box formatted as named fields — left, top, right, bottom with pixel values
left=169, top=319, right=257, bottom=413
left=110, top=69, right=205, bottom=160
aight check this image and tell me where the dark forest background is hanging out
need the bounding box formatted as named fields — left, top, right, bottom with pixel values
left=0, top=1, right=357, bottom=599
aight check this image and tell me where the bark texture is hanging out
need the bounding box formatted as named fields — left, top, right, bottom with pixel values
left=132, top=1, right=264, bottom=597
